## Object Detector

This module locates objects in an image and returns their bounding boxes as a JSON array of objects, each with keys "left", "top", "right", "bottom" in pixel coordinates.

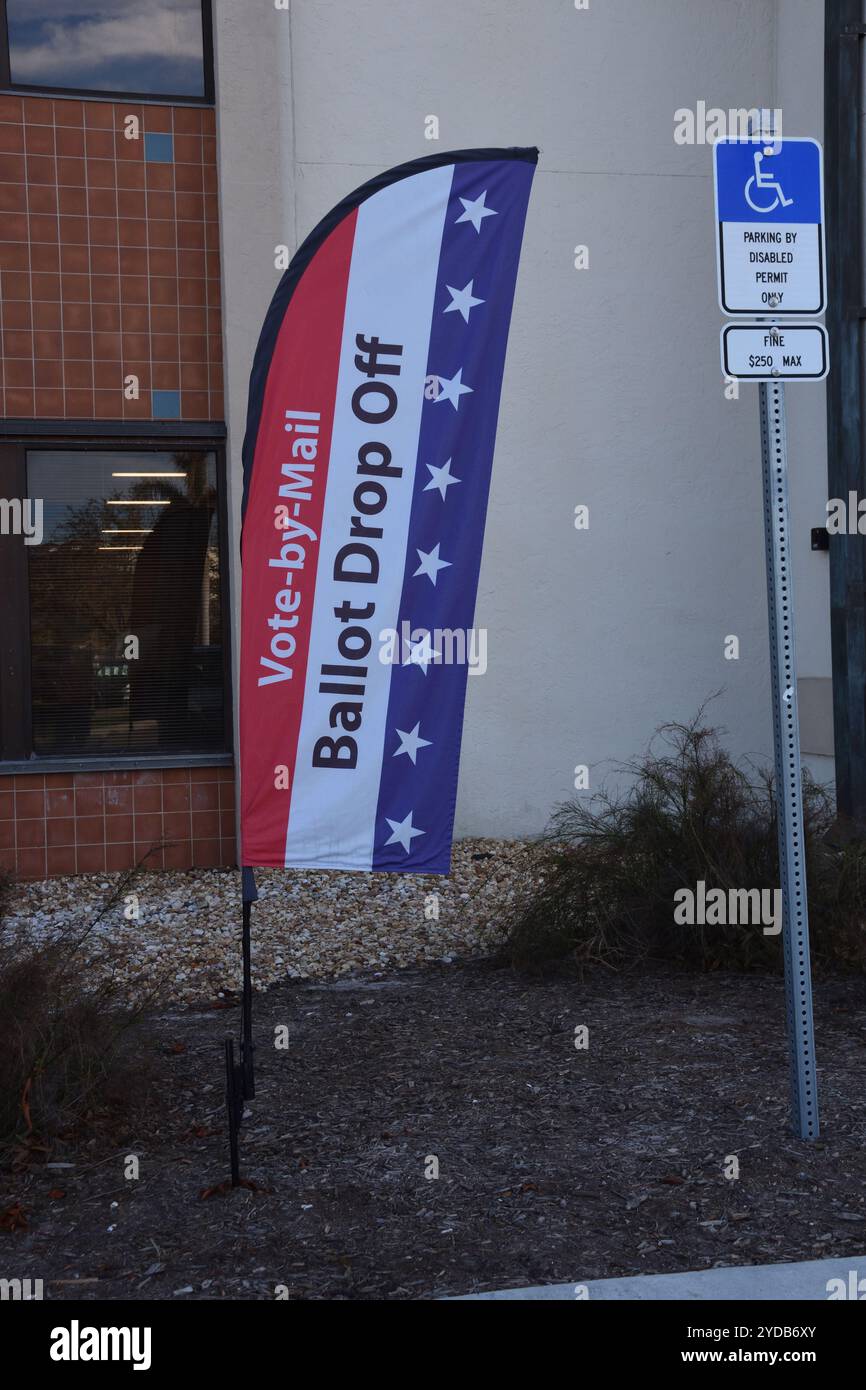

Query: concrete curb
[{"left": 453, "top": 1256, "right": 866, "bottom": 1301}]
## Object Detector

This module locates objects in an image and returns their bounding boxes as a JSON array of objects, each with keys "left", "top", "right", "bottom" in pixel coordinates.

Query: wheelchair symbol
[{"left": 745, "top": 148, "right": 794, "bottom": 214}]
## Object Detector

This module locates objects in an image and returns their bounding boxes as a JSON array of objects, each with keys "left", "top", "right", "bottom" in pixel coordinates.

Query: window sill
[
  {"left": 0, "top": 419, "right": 226, "bottom": 439},
  {"left": 1, "top": 752, "right": 233, "bottom": 777},
  {"left": 0, "top": 85, "right": 214, "bottom": 108}
]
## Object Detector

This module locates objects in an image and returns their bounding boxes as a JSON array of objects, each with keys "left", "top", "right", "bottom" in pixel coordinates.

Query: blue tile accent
[
  {"left": 144, "top": 131, "right": 174, "bottom": 164},
  {"left": 152, "top": 390, "right": 181, "bottom": 419}
]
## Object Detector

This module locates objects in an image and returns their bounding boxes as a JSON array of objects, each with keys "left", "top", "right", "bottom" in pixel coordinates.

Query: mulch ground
[{"left": 3, "top": 959, "right": 866, "bottom": 1300}]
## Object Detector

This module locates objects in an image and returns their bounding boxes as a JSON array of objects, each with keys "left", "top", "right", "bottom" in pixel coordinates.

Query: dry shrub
[
  {"left": 0, "top": 868, "right": 156, "bottom": 1161},
  {"left": 505, "top": 715, "right": 866, "bottom": 973}
]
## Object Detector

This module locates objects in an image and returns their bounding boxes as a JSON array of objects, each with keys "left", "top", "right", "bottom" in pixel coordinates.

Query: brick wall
[
  {"left": 0, "top": 93, "right": 222, "bottom": 421},
  {"left": 0, "top": 766, "right": 235, "bottom": 880},
  {"left": 0, "top": 91, "right": 234, "bottom": 881}
]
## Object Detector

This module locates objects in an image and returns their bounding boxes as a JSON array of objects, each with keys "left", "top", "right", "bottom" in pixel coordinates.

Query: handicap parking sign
[{"left": 713, "top": 138, "right": 826, "bottom": 316}]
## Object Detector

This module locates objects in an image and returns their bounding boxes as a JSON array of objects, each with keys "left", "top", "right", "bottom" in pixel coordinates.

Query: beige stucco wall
[{"left": 214, "top": 0, "right": 833, "bottom": 838}]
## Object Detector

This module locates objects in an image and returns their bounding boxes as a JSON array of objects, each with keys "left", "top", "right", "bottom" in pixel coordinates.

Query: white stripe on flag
[{"left": 283, "top": 164, "right": 453, "bottom": 869}]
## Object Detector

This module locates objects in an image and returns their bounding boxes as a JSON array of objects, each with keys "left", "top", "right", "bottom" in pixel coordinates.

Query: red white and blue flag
[{"left": 239, "top": 147, "right": 537, "bottom": 875}]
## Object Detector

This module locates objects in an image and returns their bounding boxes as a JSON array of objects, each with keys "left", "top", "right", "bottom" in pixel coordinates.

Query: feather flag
[{"left": 239, "top": 147, "right": 537, "bottom": 874}]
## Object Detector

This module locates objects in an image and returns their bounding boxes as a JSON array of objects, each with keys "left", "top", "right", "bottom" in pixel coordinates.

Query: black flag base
[{"left": 224, "top": 868, "right": 258, "bottom": 1186}]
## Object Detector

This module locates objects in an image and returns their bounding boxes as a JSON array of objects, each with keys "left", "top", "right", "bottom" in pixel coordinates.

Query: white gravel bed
[{"left": 1, "top": 839, "right": 540, "bottom": 1005}]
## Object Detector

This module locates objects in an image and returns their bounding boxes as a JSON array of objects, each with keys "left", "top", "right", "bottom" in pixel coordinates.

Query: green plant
[{"left": 505, "top": 713, "right": 866, "bottom": 973}]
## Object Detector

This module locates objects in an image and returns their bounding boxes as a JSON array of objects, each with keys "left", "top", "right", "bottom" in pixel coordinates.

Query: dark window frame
[
  {"left": 0, "top": 426, "right": 232, "bottom": 773},
  {"left": 0, "top": 0, "right": 214, "bottom": 106}
]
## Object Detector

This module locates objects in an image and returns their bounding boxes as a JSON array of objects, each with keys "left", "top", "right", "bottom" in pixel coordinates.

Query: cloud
[{"left": 8, "top": 2, "right": 202, "bottom": 81}]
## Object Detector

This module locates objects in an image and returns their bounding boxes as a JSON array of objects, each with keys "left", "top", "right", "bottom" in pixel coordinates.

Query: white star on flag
[
  {"left": 456, "top": 191, "right": 498, "bottom": 233},
  {"left": 403, "top": 631, "right": 439, "bottom": 673},
  {"left": 414, "top": 542, "right": 451, "bottom": 586},
  {"left": 385, "top": 811, "right": 425, "bottom": 854},
  {"left": 393, "top": 723, "right": 432, "bottom": 764},
  {"left": 424, "top": 458, "right": 461, "bottom": 500},
  {"left": 444, "top": 280, "right": 484, "bottom": 323},
  {"left": 434, "top": 368, "right": 473, "bottom": 410}
]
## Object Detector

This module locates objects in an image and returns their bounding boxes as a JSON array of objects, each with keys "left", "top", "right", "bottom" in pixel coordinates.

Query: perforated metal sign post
[
  {"left": 759, "top": 380, "right": 819, "bottom": 1140},
  {"left": 714, "top": 130, "right": 823, "bottom": 1140}
]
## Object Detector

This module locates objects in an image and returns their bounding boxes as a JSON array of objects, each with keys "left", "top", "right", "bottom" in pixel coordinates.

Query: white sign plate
[
  {"left": 721, "top": 322, "right": 829, "bottom": 382},
  {"left": 714, "top": 138, "right": 827, "bottom": 316}
]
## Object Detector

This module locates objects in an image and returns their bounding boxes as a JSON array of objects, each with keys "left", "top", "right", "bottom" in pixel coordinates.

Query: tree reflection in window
[{"left": 27, "top": 449, "right": 224, "bottom": 756}]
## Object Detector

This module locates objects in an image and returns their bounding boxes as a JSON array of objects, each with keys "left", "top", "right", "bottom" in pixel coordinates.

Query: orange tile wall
[
  {"left": 0, "top": 767, "right": 235, "bottom": 880},
  {"left": 0, "top": 94, "right": 222, "bottom": 421}
]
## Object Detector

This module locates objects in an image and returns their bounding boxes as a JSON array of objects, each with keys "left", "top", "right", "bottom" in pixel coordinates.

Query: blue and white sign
[{"left": 713, "top": 138, "right": 826, "bottom": 316}]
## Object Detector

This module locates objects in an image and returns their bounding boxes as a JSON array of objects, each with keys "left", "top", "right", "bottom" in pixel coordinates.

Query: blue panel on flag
[
  {"left": 373, "top": 158, "right": 535, "bottom": 873},
  {"left": 715, "top": 139, "right": 822, "bottom": 224}
]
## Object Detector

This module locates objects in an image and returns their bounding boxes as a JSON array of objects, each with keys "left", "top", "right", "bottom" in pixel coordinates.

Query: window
[
  {"left": 0, "top": 439, "right": 230, "bottom": 764},
  {"left": 0, "top": 1, "right": 213, "bottom": 102}
]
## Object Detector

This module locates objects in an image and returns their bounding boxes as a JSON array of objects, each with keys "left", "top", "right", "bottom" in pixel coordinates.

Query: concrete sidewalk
[{"left": 455, "top": 1257, "right": 866, "bottom": 1301}]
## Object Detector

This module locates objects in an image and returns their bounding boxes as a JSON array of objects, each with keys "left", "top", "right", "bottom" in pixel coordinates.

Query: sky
[{"left": 6, "top": 0, "right": 205, "bottom": 97}]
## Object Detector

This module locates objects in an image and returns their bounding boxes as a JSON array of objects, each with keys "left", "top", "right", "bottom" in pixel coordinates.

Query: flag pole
[
  {"left": 240, "top": 887, "right": 255, "bottom": 1099},
  {"left": 225, "top": 866, "right": 258, "bottom": 1184}
]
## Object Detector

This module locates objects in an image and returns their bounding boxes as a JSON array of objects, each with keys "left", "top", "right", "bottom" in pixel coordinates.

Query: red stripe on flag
[{"left": 239, "top": 210, "right": 358, "bottom": 866}]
